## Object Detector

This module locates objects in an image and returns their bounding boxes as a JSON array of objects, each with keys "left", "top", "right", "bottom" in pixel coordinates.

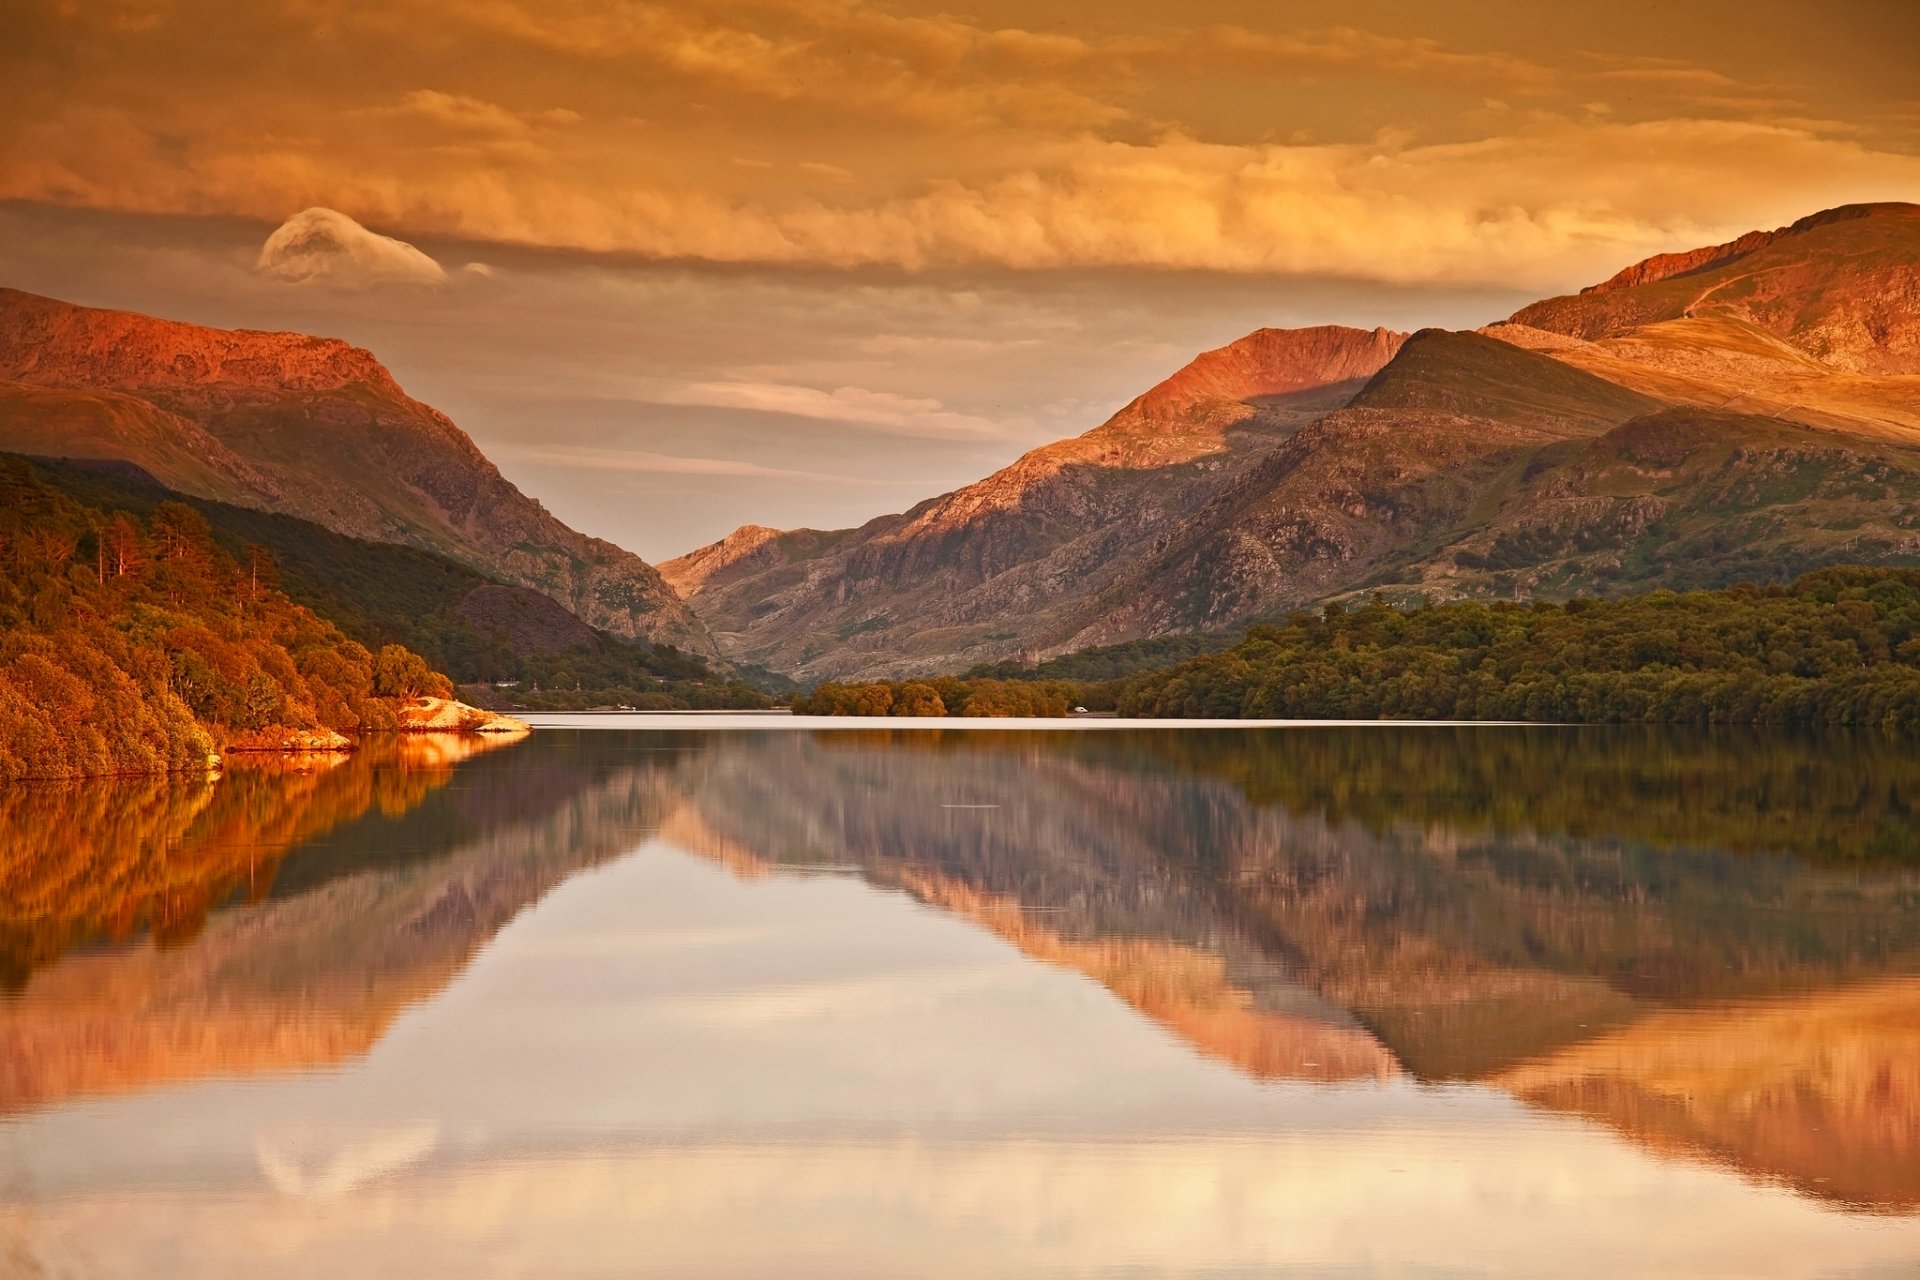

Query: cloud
[
  {"left": 28, "top": 96, "right": 1920, "bottom": 292},
  {"left": 799, "top": 162, "right": 855, "bottom": 182},
  {"left": 495, "top": 444, "right": 887, "bottom": 483},
  {"left": 256, "top": 207, "right": 447, "bottom": 287},
  {"left": 1173, "top": 25, "right": 1555, "bottom": 91},
  {"left": 652, "top": 381, "right": 1011, "bottom": 438},
  {"left": 440, "top": 0, "right": 1126, "bottom": 131},
  {"left": 7, "top": 1, "right": 1918, "bottom": 295}
]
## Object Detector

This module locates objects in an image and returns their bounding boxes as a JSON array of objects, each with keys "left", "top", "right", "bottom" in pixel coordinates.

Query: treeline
[
  {"left": 475, "top": 679, "right": 772, "bottom": 713},
  {"left": 0, "top": 458, "right": 452, "bottom": 781},
  {"left": 965, "top": 632, "right": 1234, "bottom": 682},
  {"left": 792, "top": 677, "right": 1088, "bottom": 717},
  {"left": 1119, "top": 568, "right": 1920, "bottom": 729},
  {"left": 21, "top": 456, "right": 771, "bottom": 709}
]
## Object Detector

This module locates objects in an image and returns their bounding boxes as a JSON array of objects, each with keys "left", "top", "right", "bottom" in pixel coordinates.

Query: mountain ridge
[
  {"left": 672, "top": 201, "right": 1920, "bottom": 680},
  {"left": 662, "top": 324, "right": 1409, "bottom": 676},
  {"left": 0, "top": 288, "right": 712, "bottom": 653}
]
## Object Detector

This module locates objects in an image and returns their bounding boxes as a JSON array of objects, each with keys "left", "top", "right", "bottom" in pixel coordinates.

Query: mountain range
[
  {"left": 668, "top": 201, "right": 1920, "bottom": 680},
  {"left": 2, "top": 201, "right": 1917, "bottom": 683}
]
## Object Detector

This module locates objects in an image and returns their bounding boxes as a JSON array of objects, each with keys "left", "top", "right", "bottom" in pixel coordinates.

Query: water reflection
[
  {"left": 1, "top": 723, "right": 1917, "bottom": 1276},
  {"left": 658, "top": 727, "right": 1920, "bottom": 1213},
  {"left": 0, "top": 732, "right": 690, "bottom": 1112}
]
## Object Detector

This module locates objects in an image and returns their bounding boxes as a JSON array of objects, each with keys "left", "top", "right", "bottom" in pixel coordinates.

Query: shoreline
[{"left": 519, "top": 712, "right": 1545, "bottom": 731}]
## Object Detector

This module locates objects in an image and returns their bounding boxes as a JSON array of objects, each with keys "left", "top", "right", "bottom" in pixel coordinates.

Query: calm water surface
[{"left": 2, "top": 722, "right": 1918, "bottom": 1278}]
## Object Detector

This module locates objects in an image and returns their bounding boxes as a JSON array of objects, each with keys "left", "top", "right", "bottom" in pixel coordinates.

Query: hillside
[
  {"left": 670, "top": 202, "right": 1920, "bottom": 680},
  {"left": 665, "top": 325, "right": 1408, "bottom": 678},
  {"left": 0, "top": 289, "right": 711, "bottom": 652},
  {"left": 12, "top": 455, "right": 759, "bottom": 710},
  {"left": 1510, "top": 203, "right": 1920, "bottom": 374},
  {"left": 0, "top": 456, "right": 462, "bottom": 781},
  {"left": 1117, "top": 566, "right": 1920, "bottom": 729}
]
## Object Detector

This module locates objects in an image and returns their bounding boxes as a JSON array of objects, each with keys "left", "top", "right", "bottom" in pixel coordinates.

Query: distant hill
[
  {"left": 668, "top": 203, "right": 1920, "bottom": 680},
  {"left": 0, "top": 289, "right": 710, "bottom": 652},
  {"left": 665, "top": 324, "right": 1408, "bottom": 678}
]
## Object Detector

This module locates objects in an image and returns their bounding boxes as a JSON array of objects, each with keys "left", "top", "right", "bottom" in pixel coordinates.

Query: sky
[{"left": 3, "top": 0, "right": 1919, "bottom": 560}]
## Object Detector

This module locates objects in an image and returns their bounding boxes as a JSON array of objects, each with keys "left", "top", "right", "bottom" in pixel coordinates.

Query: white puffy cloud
[{"left": 256, "top": 207, "right": 447, "bottom": 287}]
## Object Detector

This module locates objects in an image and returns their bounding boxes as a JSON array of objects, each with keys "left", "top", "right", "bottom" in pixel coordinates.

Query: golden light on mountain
[{"left": 4, "top": 1, "right": 1918, "bottom": 556}]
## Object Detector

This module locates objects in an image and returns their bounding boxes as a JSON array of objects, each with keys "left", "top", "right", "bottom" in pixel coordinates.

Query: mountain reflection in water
[
  {"left": 0, "top": 731, "right": 687, "bottom": 1112},
  {"left": 1, "top": 723, "right": 1917, "bottom": 1274},
  {"left": 662, "top": 727, "right": 1920, "bottom": 1213}
]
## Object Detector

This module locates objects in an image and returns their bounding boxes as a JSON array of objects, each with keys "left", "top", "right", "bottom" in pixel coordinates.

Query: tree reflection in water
[{"left": 2, "top": 724, "right": 1915, "bottom": 1212}]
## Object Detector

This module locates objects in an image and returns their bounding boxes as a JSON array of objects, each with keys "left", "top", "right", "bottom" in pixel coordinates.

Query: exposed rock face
[
  {"left": 0, "top": 289, "right": 711, "bottom": 651},
  {"left": 673, "top": 324, "right": 1408, "bottom": 679},
  {"left": 1130, "top": 324, "right": 1404, "bottom": 416},
  {"left": 1512, "top": 203, "right": 1920, "bottom": 374},
  {"left": 658, "top": 523, "right": 786, "bottom": 599},
  {"left": 1581, "top": 228, "right": 1779, "bottom": 295},
  {"left": 682, "top": 203, "right": 1920, "bottom": 679},
  {"left": 395, "top": 696, "right": 530, "bottom": 736}
]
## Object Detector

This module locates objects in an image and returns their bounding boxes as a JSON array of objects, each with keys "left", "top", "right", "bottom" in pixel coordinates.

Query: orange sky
[{"left": 3, "top": 0, "right": 1917, "bottom": 555}]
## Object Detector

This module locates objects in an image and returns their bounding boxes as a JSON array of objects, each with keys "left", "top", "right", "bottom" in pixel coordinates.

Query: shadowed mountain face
[
  {"left": 6, "top": 726, "right": 1919, "bottom": 1210},
  {"left": 0, "top": 289, "right": 710, "bottom": 651},
  {"left": 671, "top": 203, "right": 1920, "bottom": 679}
]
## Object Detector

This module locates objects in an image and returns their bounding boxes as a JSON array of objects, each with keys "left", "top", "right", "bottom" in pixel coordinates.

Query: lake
[{"left": 1, "top": 720, "right": 1917, "bottom": 1278}]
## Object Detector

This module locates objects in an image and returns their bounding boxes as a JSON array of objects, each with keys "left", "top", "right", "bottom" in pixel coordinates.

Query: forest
[
  {"left": 0, "top": 457, "right": 454, "bottom": 781},
  {"left": 791, "top": 677, "right": 1086, "bottom": 717},
  {"left": 795, "top": 569, "right": 1920, "bottom": 729},
  {"left": 20, "top": 456, "right": 773, "bottom": 712},
  {"left": 964, "top": 632, "right": 1234, "bottom": 681},
  {"left": 1119, "top": 568, "right": 1920, "bottom": 728}
]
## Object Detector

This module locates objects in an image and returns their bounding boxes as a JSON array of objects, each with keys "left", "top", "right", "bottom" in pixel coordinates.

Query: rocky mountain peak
[
  {"left": 658, "top": 524, "right": 788, "bottom": 598},
  {"left": 1509, "top": 202, "right": 1920, "bottom": 373},
  {"left": 1129, "top": 324, "right": 1408, "bottom": 421},
  {"left": 0, "top": 288, "right": 401, "bottom": 397},
  {"left": 1582, "top": 229, "right": 1779, "bottom": 296}
]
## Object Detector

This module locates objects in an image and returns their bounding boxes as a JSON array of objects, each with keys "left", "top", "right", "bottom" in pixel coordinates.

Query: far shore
[{"left": 518, "top": 711, "right": 1540, "bottom": 731}]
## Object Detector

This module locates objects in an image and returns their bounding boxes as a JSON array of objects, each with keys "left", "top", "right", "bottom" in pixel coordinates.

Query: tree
[
  {"left": 892, "top": 682, "right": 947, "bottom": 717},
  {"left": 104, "top": 514, "right": 145, "bottom": 579},
  {"left": 373, "top": 643, "right": 441, "bottom": 700}
]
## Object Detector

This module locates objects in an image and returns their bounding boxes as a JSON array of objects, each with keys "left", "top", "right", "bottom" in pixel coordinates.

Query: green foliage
[
  {"left": 0, "top": 457, "right": 452, "bottom": 780},
  {"left": 1119, "top": 568, "right": 1920, "bottom": 729},
  {"left": 964, "top": 632, "right": 1236, "bottom": 682},
  {"left": 793, "top": 677, "right": 1077, "bottom": 717}
]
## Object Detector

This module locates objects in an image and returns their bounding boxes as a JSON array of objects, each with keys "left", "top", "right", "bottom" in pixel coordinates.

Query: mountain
[
  {"left": 12, "top": 454, "right": 738, "bottom": 708},
  {"left": 0, "top": 289, "right": 710, "bottom": 651},
  {"left": 664, "top": 324, "right": 1407, "bottom": 678},
  {"left": 1508, "top": 202, "right": 1920, "bottom": 374},
  {"left": 670, "top": 203, "right": 1920, "bottom": 680}
]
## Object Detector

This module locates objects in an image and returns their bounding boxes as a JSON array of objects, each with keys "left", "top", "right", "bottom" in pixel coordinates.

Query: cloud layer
[{"left": 6, "top": 0, "right": 1917, "bottom": 288}]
